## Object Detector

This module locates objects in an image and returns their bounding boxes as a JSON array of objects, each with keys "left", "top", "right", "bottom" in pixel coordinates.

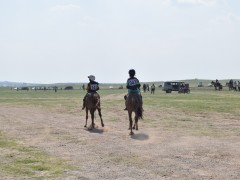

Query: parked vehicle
[
  {"left": 162, "top": 81, "right": 185, "bottom": 93},
  {"left": 197, "top": 82, "right": 204, "bottom": 87},
  {"left": 64, "top": 86, "right": 73, "bottom": 90}
]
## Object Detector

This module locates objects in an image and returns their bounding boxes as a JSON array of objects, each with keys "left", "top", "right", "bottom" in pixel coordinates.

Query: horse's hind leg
[
  {"left": 133, "top": 115, "right": 136, "bottom": 130},
  {"left": 90, "top": 109, "right": 95, "bottom": 129},
  {"left": 84, "top": 108, "right": 88, "bottom": 128},
  {"left": 134, "top": 116, "right": 138, "bottom": 131},
  {"left": 128, "top": 112, "right": 131, "bottom": 130},
  {"left": 128, "top": 111, "right": 134, "bottom": 135},
  {"left": 97, "top": 108, "right": 104, "bottom": 127}
]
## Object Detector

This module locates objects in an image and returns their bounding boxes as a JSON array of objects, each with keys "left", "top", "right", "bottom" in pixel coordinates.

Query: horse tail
[
  {"left": 91, "top": 93, "right": 100, "bottom": 108},
  {"left": 137, "top": 92, "right": 143, "bottom": 120},
  {"left": 136, "top": 106, "right": 143, "bottom": 120}
]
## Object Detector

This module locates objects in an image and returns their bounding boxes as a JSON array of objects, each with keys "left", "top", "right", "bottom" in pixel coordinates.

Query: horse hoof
[
  {"left": 84, "top": 125, "right": 87, "bottom": 128},
  {"left": 102, "top": 124, "right": 105, "bottom": 127},
  {"left": 133, "top": 127, "right": 135, "bottom": 130},
  {"left": 129, "top": 132, "right": 134, "bottom": 135}
]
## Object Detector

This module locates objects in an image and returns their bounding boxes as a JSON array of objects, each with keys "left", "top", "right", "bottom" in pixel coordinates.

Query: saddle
[{"left": 86, "top": 92, "right": 99, "bottom": 98}]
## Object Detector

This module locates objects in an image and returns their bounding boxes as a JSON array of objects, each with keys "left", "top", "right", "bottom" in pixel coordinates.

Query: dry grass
[{"left": 0, "top": 88, "right": 240, "bottom": 179}]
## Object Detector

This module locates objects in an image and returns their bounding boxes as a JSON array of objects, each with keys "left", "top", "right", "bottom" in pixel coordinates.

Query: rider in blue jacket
[{"left": 124, "top": 69, "right": 141, "bottom": 110}]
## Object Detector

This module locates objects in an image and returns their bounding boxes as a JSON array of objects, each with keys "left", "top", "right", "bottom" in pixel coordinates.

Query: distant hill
[
  {"left": 1, "top": 79, "right": 239, "bottom": 88},
  {"left": 0, "top": 81, "right": 40, "bottom": 87}
]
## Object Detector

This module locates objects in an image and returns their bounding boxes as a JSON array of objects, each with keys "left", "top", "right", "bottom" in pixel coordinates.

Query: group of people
[
  {"left": 143, "top": 83, "right": 155, "bottom": 94},
  {"left": 228, "top": 79, "right": 240, "bottom": 91},
  {"left": 82, "top": 69, "right": 141, "bottom": 111},
  {"left": 214, "top": 79, "right": 240, "bottom": 91}
]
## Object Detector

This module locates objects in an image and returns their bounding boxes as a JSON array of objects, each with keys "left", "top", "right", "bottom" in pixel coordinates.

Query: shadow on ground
[
  {"left": 131, "top": 133, "right": 149, "bottom": 141},
  {"left": 84, "top": 127, "right": 104, "bottom": 134}
]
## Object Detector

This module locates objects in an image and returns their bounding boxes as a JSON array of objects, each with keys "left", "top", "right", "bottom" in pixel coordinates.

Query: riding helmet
[
  {"left": 128, "top": 69, "right": 136, "bottom": 76},
  {"left": 88, "top": 75, "right": 95, "bottom": 81}
]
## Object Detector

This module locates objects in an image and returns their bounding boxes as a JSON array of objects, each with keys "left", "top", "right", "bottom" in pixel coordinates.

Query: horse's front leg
[
  {"left": 84, "top": 108, "right": 88, "bottom": 127},
  {"left": 97, "top": 108, "right": 104, "bottom": 127}
]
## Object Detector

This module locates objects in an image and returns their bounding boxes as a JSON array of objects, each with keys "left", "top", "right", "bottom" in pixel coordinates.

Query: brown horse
[
  {"left": 211, "top": 81, "right": 222, "bottom": 91},
  {"left": 126, "top": 92, "right": 143, "bottom": 135},
  {"left": 84, "top": 93, "right": 104, "bottom": 129}
]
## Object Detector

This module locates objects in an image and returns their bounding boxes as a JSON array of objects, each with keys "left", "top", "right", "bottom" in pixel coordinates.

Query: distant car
[
  {"left": 64, "top": 86, "right": 73, "bottom": 90},
  {"left": 197, "top": 82, "right": 204, "bottom": 87},
  {"left": 21, "top": 87, "right": 29, "bottom": 90},
  {"left": 118, "top": 85, "right": 123, "bottom": 89},
  {"left": 162, "top": 81, "right": 185, "bottom": 93}
]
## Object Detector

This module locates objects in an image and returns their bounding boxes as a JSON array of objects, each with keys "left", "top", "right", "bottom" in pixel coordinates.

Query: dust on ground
[{"left": 0, "top": 104, "right": 240, "bottom": 179}]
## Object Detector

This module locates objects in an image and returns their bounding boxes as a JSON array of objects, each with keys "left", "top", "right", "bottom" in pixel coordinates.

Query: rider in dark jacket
[{"left": 82, "top": 75, "right": 99, "bottom": 110}]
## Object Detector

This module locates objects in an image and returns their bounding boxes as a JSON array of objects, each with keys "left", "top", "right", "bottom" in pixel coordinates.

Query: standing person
[
  {"left": 233, "top": 81, "right": 237, "bottom": 91},
  {"left": 82, "top": 75, "right": 99, "bottom": 110},
  {"left": 124, "top": 69, "right": 141, "bottom": 110},
  {"left": 151, "top": 83, "right": 155, "bottom": 94}
]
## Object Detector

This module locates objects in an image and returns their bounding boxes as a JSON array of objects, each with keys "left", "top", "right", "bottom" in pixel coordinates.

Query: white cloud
[
  {"left": 160, "top": 0, "right": 172, "bottom": 5},
  {"left": 50, "top": 4, "right": 80, "bottom": 12},
  {"left": 176, "top": 0, "right": 218, "bottom": 6},
  {"left": 218, "top": 13, "right": 240, "bottom": 24}
]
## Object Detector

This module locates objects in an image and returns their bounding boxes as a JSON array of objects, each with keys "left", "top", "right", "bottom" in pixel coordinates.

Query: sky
[{"left": 0, "top": 0, "right": 240, "bottom": 84}]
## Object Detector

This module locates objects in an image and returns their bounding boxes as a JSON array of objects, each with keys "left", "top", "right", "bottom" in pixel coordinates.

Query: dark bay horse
[
  {"left": 211, "top": 81, "right": 222, "bottom": 91},
  {"left": 126, "top": 92, "right": 143, "bottom": 135},
  {"left": 84, "top": 93, "right": 104, "bottom": 129},
  {"left": 227, "top": 80, "right": 236, "bottom": 91},
  {"left": 230, "top": 81, "right": 238, "bottom": 91}
]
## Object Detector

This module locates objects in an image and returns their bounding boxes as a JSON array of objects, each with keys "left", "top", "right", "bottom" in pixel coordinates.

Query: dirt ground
[{"left": 0, "top": 104, "right": 240, "bottom": 179}]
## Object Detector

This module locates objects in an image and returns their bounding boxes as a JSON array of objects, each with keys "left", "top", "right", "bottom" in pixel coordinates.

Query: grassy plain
[
  {"left": 0, "top": 86, "right": 240, "bottom": 179},
  {"left": 1, "top": 86, "right": 240, "bottom": 136}
]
